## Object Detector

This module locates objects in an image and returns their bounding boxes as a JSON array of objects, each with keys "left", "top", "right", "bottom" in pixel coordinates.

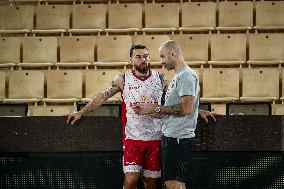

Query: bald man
[{"left": 133, "top": 40, "right": 214, "bottom": 189}]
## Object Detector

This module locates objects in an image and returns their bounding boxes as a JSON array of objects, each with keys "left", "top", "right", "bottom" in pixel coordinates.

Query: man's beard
[
  {"left": 134, "top": 63, "right": 151, "bottom": 74},
  {"left": 165, "top": 59, "right": 175, "bottom": 70}
]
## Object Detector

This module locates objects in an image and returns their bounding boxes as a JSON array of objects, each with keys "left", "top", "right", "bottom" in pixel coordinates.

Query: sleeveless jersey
[{"left": 122, "top": 69, "right": 163, "bottom": 141}]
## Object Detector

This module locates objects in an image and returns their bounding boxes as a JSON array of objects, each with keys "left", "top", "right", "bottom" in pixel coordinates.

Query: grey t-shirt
[{"left": 161, "top": 65, "right": 200, "bottom": 139}]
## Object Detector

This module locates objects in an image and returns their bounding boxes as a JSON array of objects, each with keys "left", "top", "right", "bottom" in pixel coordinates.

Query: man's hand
[
  {"left": 132, "top": 104, "right": 157, "bottom": 115},
  {"left": 67, "top": 111, "right": 82, "bottom": 125},
  {"left": 198, "top": 109, "right": 217, "bottom": 123}
]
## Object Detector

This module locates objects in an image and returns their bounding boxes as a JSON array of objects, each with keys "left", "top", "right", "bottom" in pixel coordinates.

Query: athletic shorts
[
  {"left": 161, "top": 135, "right": 195, "bottom": 183},
  {"left": 123, "top": 139, "right": 161, "bottom": 178}
]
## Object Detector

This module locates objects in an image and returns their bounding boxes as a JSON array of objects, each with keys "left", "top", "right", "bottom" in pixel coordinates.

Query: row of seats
[
  {"left": 0, "top": 68, "right": 283, "bottom": 105},
  {"left": 1, "top": 1, "right": 284, "bottom": 35},
  {"left": 1, "top": 34, "right": 284, "bottom": 69},
  {"left": 2, "top": 102, "right": 284, "bottom": 116}
]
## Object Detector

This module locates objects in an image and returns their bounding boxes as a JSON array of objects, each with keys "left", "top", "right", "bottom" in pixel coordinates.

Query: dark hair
[{"left": 129, "top": 44, "right": 148, "bottom": 57}]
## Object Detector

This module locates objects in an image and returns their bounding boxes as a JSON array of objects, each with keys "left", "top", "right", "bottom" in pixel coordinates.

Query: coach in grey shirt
[
  {"left": 162, "top": 63, "right": 199, "bottom": 140},
  {"left": 133, "top": 40, "right": 216, "bottom": 189}
]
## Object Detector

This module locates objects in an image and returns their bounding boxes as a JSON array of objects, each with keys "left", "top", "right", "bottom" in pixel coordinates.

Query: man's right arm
[{"left": 67, "top": 73, "right": 124, "bottom": 125}]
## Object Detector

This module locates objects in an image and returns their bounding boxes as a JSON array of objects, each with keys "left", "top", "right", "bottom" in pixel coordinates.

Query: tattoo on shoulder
[{"left": 102, "top": 77, "right": 122, "bottom": 98}]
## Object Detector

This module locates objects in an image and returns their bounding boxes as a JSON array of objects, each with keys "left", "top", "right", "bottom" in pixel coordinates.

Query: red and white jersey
[{"left": 122, "top": 69, "right": 163, "bottom": 141}]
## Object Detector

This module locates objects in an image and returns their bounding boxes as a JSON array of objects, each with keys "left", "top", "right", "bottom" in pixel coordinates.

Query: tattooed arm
[
  {"left": 67, "top": 73, "right": 124, "bottom": 125},
  {"left": 133, "top": 95, "right": 194, "bottom": 116},
  {"left": 160, "top": 96, "right": 194, "bottom": 115}
]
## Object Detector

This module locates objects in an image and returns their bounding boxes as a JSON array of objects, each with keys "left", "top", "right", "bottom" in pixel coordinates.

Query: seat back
[
  {"left": 46, "top": 70, "right": 82, "bottom": 99},
  {"left": 172, "top": 34, "right": 208, "bottom": 62},
  {"left": 249, "top": 33, "right": 284, "bottom": 61},
  {"left": 72, "top": 4, "right": 106, "bottom": 29},
  {"left": 59, "top": 36, "right": 95, "bottom": 63},
  {"left": 211, "top": 34, "right": 246, "bottom": 61},
  {"left": 218, "top": 1, "right": 253, "bottom": 28},
  {"left": 256, "top": 1, "right": 284, "bottom": 28},
  {"left": 144, "top": 3, "right": 179, "bottom": 29},
  {"left": 202, "top": 68, "right": 239, "bottom": 99},
  {"left": 96, "top": 35, "right": 132, "bottom": 62},
  {"left": 8, "top": 71, "right": 44, "bottom": 99},
  {"left": 0, "top": 104, "right": 28, "bottom": 116},
  {"left": 242, "top": 68, "right": 279, "bottom": 100},
  {"left": 35, "top": 5, "right": 70, "bottom": 30},
  {"left": 0, "top": 37, "right": 20, "bottom": 64},
  {"left": 108, "top": 3, "right": 142, "bottom": 29},
  {"left": 181, "top": 2, "right": 216, "bottom": 28},
  {"left": 22, "top": 37, "right": 57, "bottom": 63},
  {"left": 28, "top": 105, "right": 77, "bottom": 116},
  {"left": 0, "top": 5, "right": 33, "bottom": 30}
]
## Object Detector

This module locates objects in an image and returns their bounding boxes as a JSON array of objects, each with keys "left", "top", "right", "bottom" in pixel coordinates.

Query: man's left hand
[{"left": 198, "top": 109, "right": 217, "bottom": 123}]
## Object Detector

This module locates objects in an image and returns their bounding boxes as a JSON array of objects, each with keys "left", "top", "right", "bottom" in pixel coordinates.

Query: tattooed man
[{"left": 67, "top": 44, "right": 167, "bottom": 189}]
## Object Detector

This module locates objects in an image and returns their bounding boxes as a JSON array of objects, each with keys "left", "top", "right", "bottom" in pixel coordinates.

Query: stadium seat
[
  {"left": 241, "top": 68, "right": 279, "bottom": 102},
  {"left": 0, "top": 104, "right": 28, "bottom": 116},
  {"left": 82, "top": 69, "right": 123, "bottom": 103},
  {"left": 247, "top": 33, "right": 284, "bottom": 67},
  {"left": 227, "top": 102, "right": 271, "bottom": 115},
  {"left": 142, "top": 3, "right": 179, "bottom": 33},
  {"left": 0, "top": 37, "right": 20, "bottom": 68},
  {"left": 106, "top": 3, "right": 142, "bottom": 34},
  {"left": 211, "top": 104, "right": 226, "bottom": 115},
  {"left": 179, "top": 2, "right": 216, "bottom": 32},
  {"left": 28, "top": 105, "right": 77, "bottom": 116},
  {"left": 209, "top": 34, "right": 246, "bottom": 67},
  {"left": 33, "top": 5, "right": 70, "bottom": 35},
  {"left": 255, "top": 1, "right": 284, "bottom": 31},
  {"left": 132, "top": 35, "right": 170, "bottom": 65},
  {"left": 95, "top": 35, "right": 132, "bottom": 67},
  {"left": 217, "top": 1, "right": 253, "bottom": 32},
  {"left": 43, "top": 70, "right": 82, "bottom": 105},
  {"left": 201, "top": 68, "right": 239, "bottom": 103},
  {"left": 3, "top": 71, "right": 44, "bottom": 105},
  {"left": 69, "top": 4, "right": 106, "bottom": 34},
  {"left": 271, "top": 104, "right": 284, "bottom": 115},
  {"left": 19, "top": 37, "right": 57, "bottom": 68},
  {"left": 171, "top": 34, "right": 208, "bottom": 66},
  {"left": 0, "top": 5, "right": 33, "bottom": 35},
  {"left": 0, "top": 71, "right": 5, "bottom": 102},
  {"left": 56, "top": 36, "right": 96, "bottom": 68}
]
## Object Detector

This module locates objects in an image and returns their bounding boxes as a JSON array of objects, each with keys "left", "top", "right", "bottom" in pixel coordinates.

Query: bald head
[{"left": 160, "top": 40, "right": 182, "bottom": 55}]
